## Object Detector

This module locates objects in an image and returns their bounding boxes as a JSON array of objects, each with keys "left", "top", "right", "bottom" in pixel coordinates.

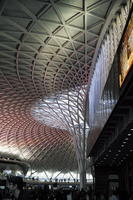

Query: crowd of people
[
  {"left": 0, "top": 184, "right": 88, "bottom": 200},
  {"left": 0, "top": 177, "right": 133, "bottom": 200},
  {"left": 0, "top": 185, "right": 131, "bottom": 200}
]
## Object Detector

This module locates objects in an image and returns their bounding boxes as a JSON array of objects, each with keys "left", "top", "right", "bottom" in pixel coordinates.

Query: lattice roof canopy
[{"left": 0, "top": 0, "right": 124, "bottom": 173}]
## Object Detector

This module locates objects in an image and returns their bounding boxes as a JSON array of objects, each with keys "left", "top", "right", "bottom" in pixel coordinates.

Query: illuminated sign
[{"left": 119, "top": 14, "right": 133, "bottom": 86}]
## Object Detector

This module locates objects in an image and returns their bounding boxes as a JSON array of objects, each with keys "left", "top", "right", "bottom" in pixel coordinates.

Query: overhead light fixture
[{"left": 130, "top": 128, "right": 133, "bottom": 131}]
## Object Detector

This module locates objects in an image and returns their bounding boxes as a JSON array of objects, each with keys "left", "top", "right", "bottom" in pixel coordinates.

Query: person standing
[{"left": 109, "top": 191, "right": 118, "bottom": 200}]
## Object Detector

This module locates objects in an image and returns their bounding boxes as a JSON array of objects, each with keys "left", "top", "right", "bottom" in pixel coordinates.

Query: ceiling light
[
  {"left": 128, "top": 133, "right": 131, "bottom": 136},
  {"left": 130, "top": 128, "right": 133, "bottom": 131},
  {"left": 125, "top": 138, "right": 128, "bottom": 140}
]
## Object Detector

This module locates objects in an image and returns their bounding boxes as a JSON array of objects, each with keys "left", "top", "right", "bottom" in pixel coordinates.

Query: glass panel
[{"left": 87, "top": 3, "right": 131, "bottom": 154}]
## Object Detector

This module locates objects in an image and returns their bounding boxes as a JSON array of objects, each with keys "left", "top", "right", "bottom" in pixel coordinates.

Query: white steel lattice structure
[{"left": 0, "top": 0, "right": 128, "bottom": 181}]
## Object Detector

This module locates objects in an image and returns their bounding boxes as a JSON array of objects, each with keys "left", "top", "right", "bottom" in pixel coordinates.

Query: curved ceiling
[{"left": 0, "top": 0, "right": 118, "bottom": 172}]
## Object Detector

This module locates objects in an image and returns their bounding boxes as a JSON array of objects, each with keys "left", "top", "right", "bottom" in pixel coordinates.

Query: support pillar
[{"left": 80, "top": 168, "right": 86, "bottom": 189}]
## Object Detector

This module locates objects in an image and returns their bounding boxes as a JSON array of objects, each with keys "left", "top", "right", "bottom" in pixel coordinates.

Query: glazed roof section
[{"left": 0, "top": 0, "right": 121, "bottom": 172}]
